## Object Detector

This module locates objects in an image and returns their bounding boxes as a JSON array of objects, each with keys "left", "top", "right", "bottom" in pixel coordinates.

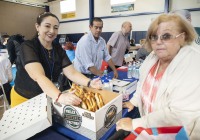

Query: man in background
[
  {"left": 6, "top": 34, "right": 24, "bottom": 65},
  {"left": 0, "top": 34, "right": 10, "bottom": 49},
  {"left": 107, "top": 21, "right": 132, "bottom": 72},
  {"left": 135, "top": 39, "right": 150, "bottom": 61},
  {"left": 62, "top": 41, "right": 75, "bottom": 63},
  {"left": 74, "top": 17, "right": 118, "bottom": 79}
]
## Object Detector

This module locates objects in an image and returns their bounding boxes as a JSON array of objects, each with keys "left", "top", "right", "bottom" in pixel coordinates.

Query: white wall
[
  {"left": 49, "top": 0, "right": 90, "bottom": 34},
  {"left": 94, "top": 0, "right": 165, "bottom": 32},
  {"left": 191, "top": 12, "right": 200, "bottom": 27},
  {"left": 49, "top": 0, "right": 89, "bottom": 20},
  {"left": 170, "top": 0, "right": 200, "bottom": 10},
  {"left": 49, "top": 0, "right": 200, "bottom": 34},
  {"left": 171, "top": 0, "right": 200, "bottom": 27},
  {"left": 102, "top": 14, "right": 160, "bottom": 32},
  {"left": 95, "top": 0, "right": 165, "bottom": 17}
]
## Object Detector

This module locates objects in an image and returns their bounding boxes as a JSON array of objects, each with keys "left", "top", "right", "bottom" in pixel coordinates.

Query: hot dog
[
  {"left": 69, "top": 84, "right": 104, "bottom": 112},
  {"left": 95, "top": 93, "right": 104, "bottom": 108}
]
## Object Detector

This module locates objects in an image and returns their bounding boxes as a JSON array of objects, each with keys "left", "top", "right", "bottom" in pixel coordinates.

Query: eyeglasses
[{"left": 149, "top": 32, "right": 184, "bottom": 43}]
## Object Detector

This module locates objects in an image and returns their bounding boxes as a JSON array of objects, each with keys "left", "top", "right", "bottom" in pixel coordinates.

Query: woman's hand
[
  {"left": 58, "top": 90, "right": 82, "bottom": 105},
  {"left": 123, "top": 101, "right": 134, "bottom": 112},
  {"left": 90, "top": 78, "right": 103, "bottom": 89},
  {"left": 116, "top": 118, "right": 133, "bottom": 131}
]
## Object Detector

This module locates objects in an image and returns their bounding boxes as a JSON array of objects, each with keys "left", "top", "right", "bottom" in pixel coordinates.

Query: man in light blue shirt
[{"left": 74, "top": 17, "right": 118, "bottom": 79}]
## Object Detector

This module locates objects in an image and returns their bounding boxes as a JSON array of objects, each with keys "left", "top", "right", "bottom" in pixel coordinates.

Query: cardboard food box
[
  {"left": 0, "top": 93, "right": 52, "bottom": 140},
  {"left": 52, "top": 87, "right": 122, "bottom": 140},
  {"left": 113, "top": 79, "right": 137, "bottom": 94}
]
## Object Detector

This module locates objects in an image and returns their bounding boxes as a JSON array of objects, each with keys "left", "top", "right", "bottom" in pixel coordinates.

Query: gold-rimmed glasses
[{"left": 149, "top": 32, "right": 184, "bottom": 43}]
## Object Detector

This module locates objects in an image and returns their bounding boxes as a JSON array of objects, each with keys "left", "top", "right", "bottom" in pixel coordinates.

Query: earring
[{"left": 38, "top": 32, "right": 40, "bottom": 36}]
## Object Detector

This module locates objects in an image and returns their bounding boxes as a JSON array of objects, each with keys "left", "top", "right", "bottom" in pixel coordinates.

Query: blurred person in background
[
  {"left": 0, "top": 34, "right": 10, "bottom": 49},
  {"left": 135, "top": 39, "right": 151, "bottom": 61},
  {"left": 62, "top": 41, "right": 75, "bottom": 63},
  {"left": 107, "top": 21, "right": 132, "bottom": 72},
  {"left": 59, "top": 41, "right": 75, "bottom": 91},
  {"left": 0, "top": 54, "right": 12, "bottom": 104},
  {"left": 2, "top": 34, "right": 10, "bottom": 46},
  {"left": 130, "top": 38, "right": 135, "bottom": 46},
  {"left": 6, "top": 34, "right": 25, "bottom": 65}
]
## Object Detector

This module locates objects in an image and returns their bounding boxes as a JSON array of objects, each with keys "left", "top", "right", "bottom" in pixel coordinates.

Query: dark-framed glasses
[{"left": 149, "top": 32, "right": 184, "bottom": 43}]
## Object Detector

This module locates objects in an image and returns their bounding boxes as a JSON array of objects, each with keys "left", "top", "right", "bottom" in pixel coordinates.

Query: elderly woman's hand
[
  {"left": 90, "top": 78, "right": 103, "bottom": 89},
  {"left": 58, "top": 90, "right": 82, "bottom": 105},
  {"left": 123, "top": 101, "right": 134, "bottom": 112},
  {"left": 116, "top": 118, "right": 133, "bottom": 131}
]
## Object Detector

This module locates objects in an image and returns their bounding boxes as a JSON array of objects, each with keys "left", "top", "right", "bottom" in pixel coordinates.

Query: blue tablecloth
[
  {"left": 28, "top": 127, "right": 71, "bottom": 140},
  {"left": 29, "top": 71, "right": 140, "bottom": 140}
]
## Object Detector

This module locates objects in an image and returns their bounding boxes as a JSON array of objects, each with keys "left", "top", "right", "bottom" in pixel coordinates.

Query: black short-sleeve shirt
[{"left": 14, "top": 37, "right": 71, "bottom": 99}]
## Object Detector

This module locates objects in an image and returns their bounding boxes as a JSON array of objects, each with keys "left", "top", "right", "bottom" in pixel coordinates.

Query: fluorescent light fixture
[
  {"left": 2, "top": 0, "right": 47, "bottom": 7},
  {"left": 60, "top": 0, "right": 76, "bottom": 13}
]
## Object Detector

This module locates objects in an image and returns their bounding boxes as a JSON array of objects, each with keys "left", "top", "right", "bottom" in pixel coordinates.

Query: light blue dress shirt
[
  {"left": 66, "top": 50, "right": 75, "bottom": 62},
  {"left": 74, "top": 32, "right": 111, "bottom": 74}
]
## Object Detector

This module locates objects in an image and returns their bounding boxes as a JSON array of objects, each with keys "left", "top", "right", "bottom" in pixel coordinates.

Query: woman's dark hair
[
  {"left": 37, "top": 12, "right": 59, "bottom": 25},
  {"left": 0, "top": 34, "right": 10, "bottom": 44}
]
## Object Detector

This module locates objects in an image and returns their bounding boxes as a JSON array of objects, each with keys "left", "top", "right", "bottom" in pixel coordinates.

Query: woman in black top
[{"left": 11, "top": 12, "right": 102, "bottom": 107}]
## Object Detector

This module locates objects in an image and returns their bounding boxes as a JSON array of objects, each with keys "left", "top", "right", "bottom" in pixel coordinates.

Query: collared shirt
[
  {"left": 74, "top": 31, "right": 111, "bottom": 74},
  {"left": 107, "top": 31, "right": 130, "bottom": 66},
  {"left": 0, "top": 55, "right": 12, "bottom": 85}
]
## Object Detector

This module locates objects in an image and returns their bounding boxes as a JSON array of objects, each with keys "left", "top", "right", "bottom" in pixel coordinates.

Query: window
[
  {"left": 110, "top": 0, "right": 135, "bottom": 6},
  {"left": 110, "top": 0, "right": 135, "bottom": 13},
  {"left": 60, "top": 0, "right": 76, "bottom": 14}
]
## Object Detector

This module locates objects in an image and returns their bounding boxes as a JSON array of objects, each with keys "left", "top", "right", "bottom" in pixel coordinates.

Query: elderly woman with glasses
[{"left": 116, "top": 14, "right": 200, "bottom": 139}]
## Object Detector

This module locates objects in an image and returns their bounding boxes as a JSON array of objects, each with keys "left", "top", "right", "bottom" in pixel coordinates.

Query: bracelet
[
  {"left": 56, "top": 92, "right": 62, "bottom": 103},
  {"left": 87, "top": 79, "right": 92, "bottom": 87}
]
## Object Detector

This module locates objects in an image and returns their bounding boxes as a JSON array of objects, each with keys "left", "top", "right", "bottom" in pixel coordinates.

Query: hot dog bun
[
  {"left": 70, "top": 83, "right": 104, "bottom": 112},
  {"left": 95, "top": 93, "right": 104, "bottom": 108}
]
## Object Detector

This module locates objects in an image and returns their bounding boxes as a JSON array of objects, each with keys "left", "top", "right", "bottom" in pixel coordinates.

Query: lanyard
[
  {"left": 145, "top": 60, "right": 160, "bottom": 114},
  {"left": 42, "top": 46, "right": 55, "bottom": 81}
]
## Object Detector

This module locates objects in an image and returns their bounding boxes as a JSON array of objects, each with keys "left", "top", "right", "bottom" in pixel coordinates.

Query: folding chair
[{"left": 0, "top": 82, "right": 10, "bottom": 112}]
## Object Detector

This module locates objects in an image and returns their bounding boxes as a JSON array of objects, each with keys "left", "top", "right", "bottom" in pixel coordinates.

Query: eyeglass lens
[{"left": 150, "top": 33, "right": 173, "bottom": 41}]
